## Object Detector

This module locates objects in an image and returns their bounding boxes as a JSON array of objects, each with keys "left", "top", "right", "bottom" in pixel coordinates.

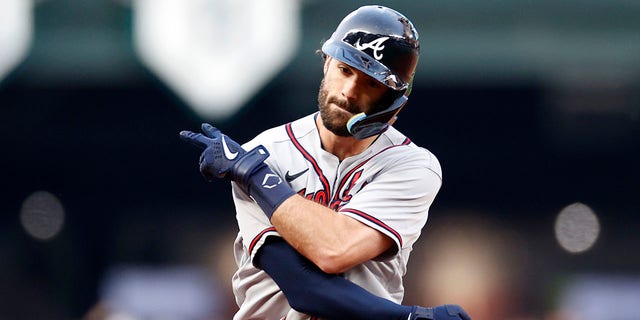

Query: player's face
[{"left": 318, "top": 58, "right": 389, "bottom": 137}]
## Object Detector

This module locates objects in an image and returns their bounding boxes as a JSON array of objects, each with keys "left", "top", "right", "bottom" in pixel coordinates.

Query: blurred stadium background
[{"left": 1, "top": 0, "right": 638, "bottom": 319}]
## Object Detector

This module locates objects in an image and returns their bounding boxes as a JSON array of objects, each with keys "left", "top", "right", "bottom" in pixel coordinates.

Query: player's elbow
[
  {"left": 315, "top": 259, "right": 349, "bottom": 274},
  {"left": 312, "top": 249, "right": 352, "bottom": 274}
]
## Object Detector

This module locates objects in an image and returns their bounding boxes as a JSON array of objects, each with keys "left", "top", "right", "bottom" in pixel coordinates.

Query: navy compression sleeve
[{"left": 254, "top": 237, "right": 413, "bottom": 320}]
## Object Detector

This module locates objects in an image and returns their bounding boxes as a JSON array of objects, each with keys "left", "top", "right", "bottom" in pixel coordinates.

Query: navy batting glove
[
  {"left": 409, "top": 304, "right": 471, "bottom": 320},
  {"left": 180, "top": 123, "right": 256, "bottom": 181},
  {"left": 180, "top": 123, "right": 295, "bottom": 218}
]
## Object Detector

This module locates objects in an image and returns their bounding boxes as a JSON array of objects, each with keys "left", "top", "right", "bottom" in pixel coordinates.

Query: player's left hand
[{"left": 179, "top": 123, "right": 260, "bottom": 182}]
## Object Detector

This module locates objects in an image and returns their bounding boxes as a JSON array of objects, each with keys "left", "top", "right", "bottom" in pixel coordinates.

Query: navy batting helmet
[{"left": 321, "top": 5, "right": 420, "bottom": 139}]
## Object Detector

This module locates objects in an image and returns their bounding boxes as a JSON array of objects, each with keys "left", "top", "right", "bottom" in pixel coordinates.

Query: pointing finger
[
  {"left": 179, "top": 130, "right": 211, "bottom": 149},
  {"left": 201, "top": 123, "right": 221, "bottom": 138}
]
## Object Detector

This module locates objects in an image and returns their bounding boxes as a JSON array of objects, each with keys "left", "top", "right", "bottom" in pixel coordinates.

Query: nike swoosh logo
[
  {"left": 221, "top": 136, "right": 238, "bottom": 160},
  {"left": 285, "top": 168, "right": 309, "bottom": 182}
]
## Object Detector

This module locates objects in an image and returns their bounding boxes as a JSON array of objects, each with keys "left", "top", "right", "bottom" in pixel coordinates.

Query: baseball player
[{"left": 181, "top": 5, "right": 471, "bottom": 320}]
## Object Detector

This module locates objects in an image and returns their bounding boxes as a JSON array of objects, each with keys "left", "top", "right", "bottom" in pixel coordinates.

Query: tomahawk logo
[{"left": 354, "top": 36, "right": 389, "bottom": 60}]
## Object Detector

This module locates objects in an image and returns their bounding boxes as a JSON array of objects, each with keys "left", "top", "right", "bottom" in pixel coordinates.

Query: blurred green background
[{"left": 1, "top": 1, "right": 638, "bottom": 319}]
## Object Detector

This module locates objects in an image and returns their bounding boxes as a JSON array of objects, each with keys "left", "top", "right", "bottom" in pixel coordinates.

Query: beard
[{"left": 317, "top": 79, "right": 363, "bottom": 137}]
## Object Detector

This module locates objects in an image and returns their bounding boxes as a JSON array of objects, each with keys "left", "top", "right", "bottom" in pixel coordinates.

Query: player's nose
[{"left": 340, "top": 78, "right": 359, "bottom": 102}]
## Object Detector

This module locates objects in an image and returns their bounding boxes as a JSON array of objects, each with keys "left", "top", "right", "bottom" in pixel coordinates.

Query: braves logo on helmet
[
  {"left": 354, "top": 36, "right": 389, "bottom": 60},
  {"left": 343, "top": 32, "right": 391, "bottom": 61}
]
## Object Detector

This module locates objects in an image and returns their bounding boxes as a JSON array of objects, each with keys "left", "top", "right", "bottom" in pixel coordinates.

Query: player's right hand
[{"left": 409, "top": 304, "right": 471, "bottom": 320}]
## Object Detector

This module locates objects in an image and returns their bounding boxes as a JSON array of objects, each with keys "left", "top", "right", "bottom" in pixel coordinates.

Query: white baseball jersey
[{"left": 231, "top": 113, "right": 442, "bottom": 320}]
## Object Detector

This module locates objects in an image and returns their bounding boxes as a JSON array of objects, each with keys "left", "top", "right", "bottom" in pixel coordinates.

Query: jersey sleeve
[
  {"left": 338, "top": 148, "right": 442, "bottom": 258},
  {"left": 232, "top": 183, "right": 283, "bottom": 264}
]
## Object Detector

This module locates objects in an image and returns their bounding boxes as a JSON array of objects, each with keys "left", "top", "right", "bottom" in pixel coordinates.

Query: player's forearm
[
  {"left": 271, "top": 194, "right": 393, "bottom": 274},
  {"left": 256, "top": 237, "right": 412, "bottom": 320}
]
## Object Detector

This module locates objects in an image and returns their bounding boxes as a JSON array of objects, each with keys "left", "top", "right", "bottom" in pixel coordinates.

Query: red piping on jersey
[
  {"left": 286, "top": 122, "right": 331, "bottom": 205},
  {"left": 248, "top": 227, "right": 277, "bottom": 256},
  {"left": 339, "top": 208, "right": 403, "bottom": 247}
]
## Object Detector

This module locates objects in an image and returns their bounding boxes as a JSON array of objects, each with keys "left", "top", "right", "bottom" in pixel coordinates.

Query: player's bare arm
[{"left": 271, "top": 194, "right": 394, "bottom": 274}]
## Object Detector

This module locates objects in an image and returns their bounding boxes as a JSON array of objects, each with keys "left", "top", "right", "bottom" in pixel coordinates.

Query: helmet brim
[{"left": 322, "top": 39, "right": 408, "bottom": 92}]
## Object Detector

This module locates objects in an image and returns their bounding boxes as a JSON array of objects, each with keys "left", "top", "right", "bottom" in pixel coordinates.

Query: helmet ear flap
[{"left": 347, "top": 95, "right": 408, "bottom": 139}]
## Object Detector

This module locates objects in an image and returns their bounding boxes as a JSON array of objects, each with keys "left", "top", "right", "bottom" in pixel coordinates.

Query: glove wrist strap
[
  {"left": 246, "top": 164, "right": 296, "bottom": 219},
  {"left": 232, "top": 146, "right": 295, "bottom": 219}
]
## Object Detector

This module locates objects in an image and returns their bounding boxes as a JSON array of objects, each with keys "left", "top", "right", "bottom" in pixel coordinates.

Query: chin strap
[{"left": 346, "top": 95, "right": 408, "bottom": 139}]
